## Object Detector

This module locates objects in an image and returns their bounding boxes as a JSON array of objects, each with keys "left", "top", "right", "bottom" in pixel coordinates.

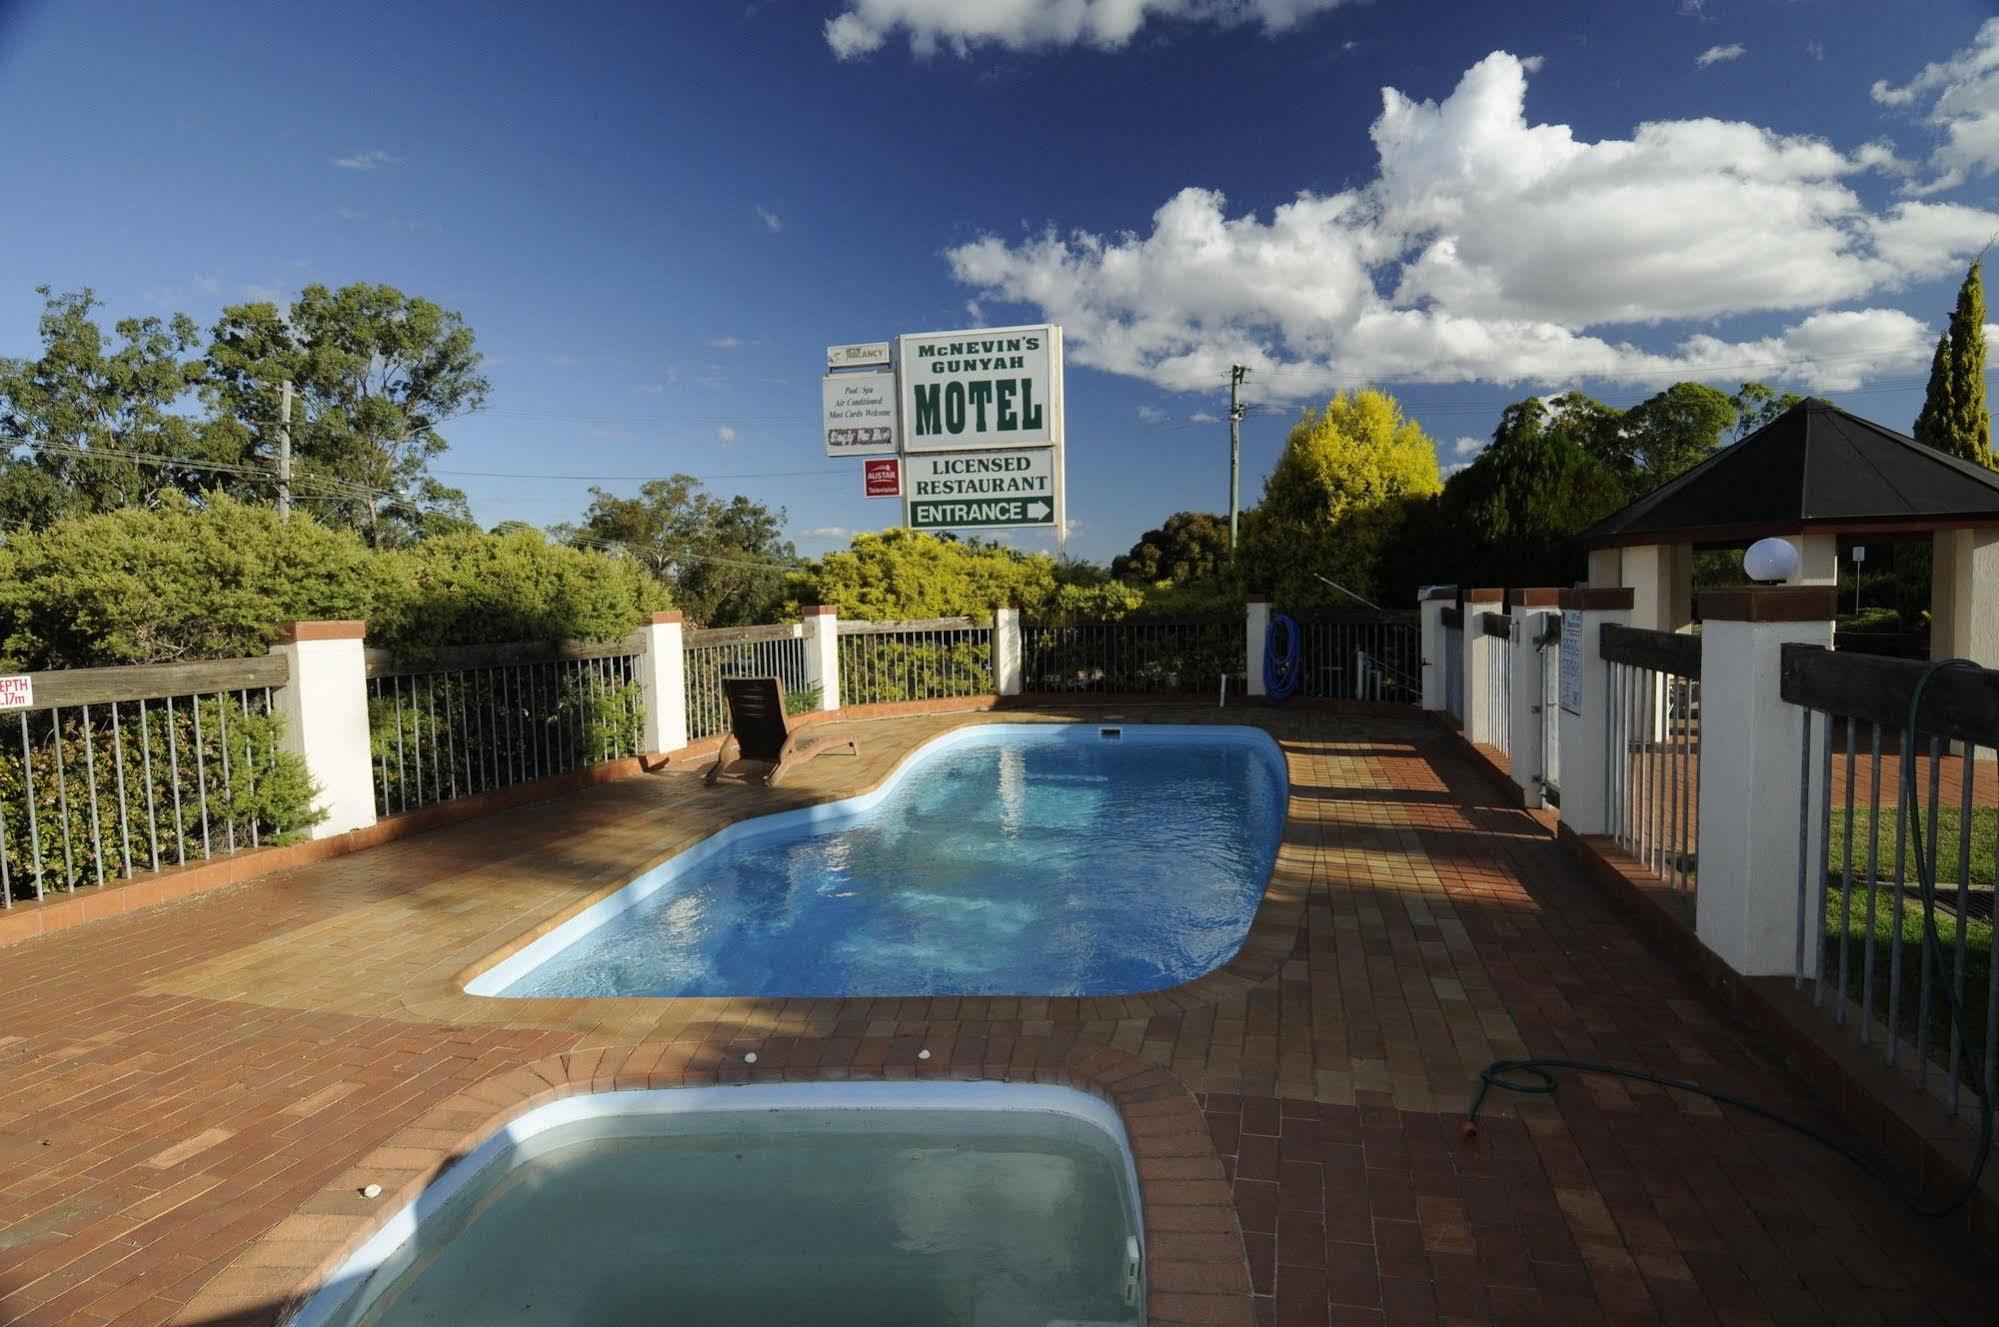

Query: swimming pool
[
  {"left": 470, "top": 722, "right": 1285, "bottom": 999},
  {"left": 288, "top": 1082, "right": 1145, "bottom": 1327}
]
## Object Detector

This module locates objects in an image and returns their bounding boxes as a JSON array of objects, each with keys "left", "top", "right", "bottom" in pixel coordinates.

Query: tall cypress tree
[
  {"left": 1943, "top": 260, "right": 1991, "bottom": 467},
  {"left": 1913, "top": 330, "right": 1953, "bottom": 453},
  {"left": 1918, "top": 260, "right": 1992, "bottom": 467}
]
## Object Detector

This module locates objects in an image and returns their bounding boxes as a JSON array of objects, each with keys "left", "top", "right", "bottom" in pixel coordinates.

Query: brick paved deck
[{"left": 0, "top": 706, "right": 1992, "bottom": 1326}]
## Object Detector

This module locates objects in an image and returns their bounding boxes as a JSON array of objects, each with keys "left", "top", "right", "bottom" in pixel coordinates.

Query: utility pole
[
  {"left": 276, "top": 379, "right": 293, "bottom": 523},
  {"left": 1227, "top": 365, "right": 1248, "bottom": 548}
]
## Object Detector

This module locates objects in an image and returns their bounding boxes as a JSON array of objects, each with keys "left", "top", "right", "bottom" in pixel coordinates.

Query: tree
[
  {"left": 1915, "top": 260, "right": 1992, "bottom": 467},
  {"left": 206, "top": 283, "right": 489, "bottom": 546},
  {"left": 1605, "top": 382, "right": 1737, "bottom": 484},
  {"left": 563, "top": 476, "right": 795, "bottom": 627},
  {"left": 1111, "top": 512, "right": 1230, "bottom": 584},
  {"left": 0, "top": 288, "right": 238, "bottom": 530},
  {"left": 1729, "top": 380, "right": 1805, "bottom": 441},
  {"left": 1238, "top": 389, "right": 1441, "bottom": 609}
]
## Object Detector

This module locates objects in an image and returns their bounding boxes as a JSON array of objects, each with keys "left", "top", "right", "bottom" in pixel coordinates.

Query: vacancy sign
[
  {"left": 0, "top": 676, "right": 32, "bottom": 710},
  {"left": 822, "top": 369, "right": 898, "bottom": 457},
  {"left": 897, "top": 324, "right": 1061, "bottom": 453},
  {"left": 864, "top": 457, "right": 901, "bottom": 498},
  {"left": 905, "top": 448, "right": 1057, "bottom": 530},
  {"left": 828, "top": 341, "right": 890, "bottom": 370}
]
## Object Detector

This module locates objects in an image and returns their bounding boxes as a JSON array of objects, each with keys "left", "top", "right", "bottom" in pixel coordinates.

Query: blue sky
[{"left": 2, "top": 0, "right": 1996, "bottom": 562}]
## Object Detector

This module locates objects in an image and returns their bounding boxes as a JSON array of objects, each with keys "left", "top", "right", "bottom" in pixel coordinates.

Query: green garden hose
[{"left": 1463, "top": 658, "right": 1994, "bottom": 1219}]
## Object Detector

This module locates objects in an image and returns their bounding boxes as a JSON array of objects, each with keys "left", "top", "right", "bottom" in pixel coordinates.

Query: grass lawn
[
  {"left": 1822, "top": 880, "right": 1993, "bottom": 1086},
  {"left": 1825, "top": 805, "right": 1997, "bottom": 890}
]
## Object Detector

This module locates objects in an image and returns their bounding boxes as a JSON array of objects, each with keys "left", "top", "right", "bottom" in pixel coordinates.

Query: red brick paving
[{"left": 0, "top": 708, "right": 1993, "bottom": 1326}]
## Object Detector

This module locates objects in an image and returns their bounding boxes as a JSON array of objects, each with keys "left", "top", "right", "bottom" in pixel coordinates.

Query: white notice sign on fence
[
  {"left": 1558, "top": 610, "right": 1583, "bottom": 715},
  {"left": 0, "top": 676, "right": 32, "bottom": 711}
]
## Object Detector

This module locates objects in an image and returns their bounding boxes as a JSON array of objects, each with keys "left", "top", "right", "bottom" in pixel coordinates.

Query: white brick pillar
[
  {"left": 1694, "top": 587, "right": 1835, "bottom": 978},
  {"left": 271, "top": 621, "right": 376, "bottom": 840},
  {"left": 1463, "top": 589, "right": 1503, "bottom": 745},
  {"left": 801, "top": 605, "right": 841, "bottom": 711},
  {"left": 1418, "top": 589, "right": 1452, "bottom": 712},
  {"left": 1555, "top": 588, "right": 1632, "bottom": 835},
  {"left": 992, "top": 606, "right": 1023, "bottom": 696},
  {"left": 1783, "top": 533, "right": 1839, "bottom": 587},
  {"left": 635, "top": 610, "right": 688, "bottom": 755},
  {"left": 1509, "top": 590, "right": 1561, "bottom": 809},
  {"left": 1932, "top": 527, "right": 1999, "bottom": 669},
  {"left": 1246, "top": 596, "right": 1271, "bottom": 698}
]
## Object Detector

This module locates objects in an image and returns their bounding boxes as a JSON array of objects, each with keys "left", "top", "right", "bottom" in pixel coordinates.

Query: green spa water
[{"left": 329, "top": 1108, "right": 1144, "bottom": 1327}]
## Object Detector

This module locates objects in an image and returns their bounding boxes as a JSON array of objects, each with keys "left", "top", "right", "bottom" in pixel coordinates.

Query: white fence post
[
  {"left": 992, "top": 606, "right": 1023, "bottom": 696},
  {"left": 1463, "top": 589, "right": 1503, "bottom": 745},
  {"left": 1509, "top": 590, "right": 1560, "bottom": 808},
  {"left": 1418, "top": 589, "right": 1451, "bottom": 711},
  {"left": 1555, "top": 588, "right": 1632, "bottom": 835},
  {"left": 1246, "top": 596, "right": 1271, "bottom": 697},
  {"left": 635, "top": 611, "right": 687, "bottom": 755},
  {"left": 1694, "top": 587, "right": 1835, "bottom": 978},
  {"left": 802, "top": 606, "right": 841, "bottom": 711},
  {"left": 271, "top": 621, "right": 376, "bottom": 839}
]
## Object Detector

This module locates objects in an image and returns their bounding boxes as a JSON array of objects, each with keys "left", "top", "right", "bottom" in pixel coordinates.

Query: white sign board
[
  {"left": 897, "top": 324, "right": 1061, "bottom": 452},
  {"left": 905, "top": 449, "right": 1057, "bottom": 530},
  {"left": 0, "top": 676, "right": 31, "bottom": 711},
  {"left": 1558, "top": 610, "right": 1584, "bottom": 715},
  {"left": 828, "top": 341, "right": 890, "bottom": 370},
  {"left": 822, "top": 370, "right": 898, "bottom": 457}
]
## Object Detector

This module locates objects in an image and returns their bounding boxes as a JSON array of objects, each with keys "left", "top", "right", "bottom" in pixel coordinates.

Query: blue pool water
[{"left": 480, "top": 723, "right": 1285, "bottom": 999}]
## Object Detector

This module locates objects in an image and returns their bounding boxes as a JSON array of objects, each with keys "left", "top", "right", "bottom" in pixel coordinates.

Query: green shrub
[
  {"left": 0, "top": 499, "right": 672, "bottom": 671},
  {"left": 0, "top": 493, "right": 390, "bottom": 670}
]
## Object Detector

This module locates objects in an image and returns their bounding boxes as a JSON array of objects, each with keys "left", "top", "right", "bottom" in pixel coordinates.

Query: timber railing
[
  {"left": 364, "top": 641, "right": 645, "bottom": 818},
  {"left": 1, "top": 655, "right": 294, "bottom": 907}
]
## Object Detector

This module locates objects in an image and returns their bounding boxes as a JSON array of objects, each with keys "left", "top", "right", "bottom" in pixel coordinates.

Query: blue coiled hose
[{"left": 1263, "top": 612, "right": 1300, "bottom": 701}]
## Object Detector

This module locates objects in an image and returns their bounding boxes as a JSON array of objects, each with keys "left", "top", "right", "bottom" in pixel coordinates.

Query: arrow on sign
[{"left": 1025, "top": 500, "right": 1052, "bottom": 521}]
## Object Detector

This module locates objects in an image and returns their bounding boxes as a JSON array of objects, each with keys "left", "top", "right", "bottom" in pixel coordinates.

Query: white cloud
[
  {"left": 335, "top": 206, "right": 369, "bottom": 222},
  {"left": 1806, "top": 39, "right": 1825, "bottom": 62},
  {"left": 707, "top": 336, "right": 746, "bottom": 349},
  {"left": 1188, "top": 410, "right": 1220, "bottom": 424},
  {"left": 333, "top": 149, "right": 401, "bottom": 170},
  {"left": 717, "top": 425, "right": 738, "bottom": 444},
  {"left": 801, "top": 526, "right": 856, "bottom": 540},
  {"left": 1451, "top": 436, "right": 1485, "bottom": 458},
  {"left": 946, "top": 50, "right": 1998, "bottom": 398},
  {"left": 192, "top": 275, "right": 218, "bottom": 295},
  {"left": 1696, "top": 43, "right": 1745, "bottom": 68},
  {"left": 825, "top": 0, "right": 1353, "bottom": 59},
  {"left": 756, "top": 205, "right": 783, "bottom": 232},
  {"left": 1872, "top": 18, "right": 1999, "bottom": 193},
  {"left": 1137, "top": 404, "right": 1170, "bottom": 423}
]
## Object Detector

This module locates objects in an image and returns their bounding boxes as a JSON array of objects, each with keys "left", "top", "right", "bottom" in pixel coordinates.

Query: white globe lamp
[{"left": 1742, "top": 537, "right": 1800, "bottom": 583}]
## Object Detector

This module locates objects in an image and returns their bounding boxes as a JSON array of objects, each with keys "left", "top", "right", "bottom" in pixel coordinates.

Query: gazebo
[{"left": 1577, "top": 399, "right": 1999, "bottom": 665}]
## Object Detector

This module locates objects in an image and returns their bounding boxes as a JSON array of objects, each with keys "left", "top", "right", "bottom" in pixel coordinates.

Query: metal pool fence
[
  {"left": 1781, "top": 645, "right": 1999, "bottom": 1114},
  {"left": 365, "top": 644, "right": 644, "bottom": 818},
  {"left": 837, "top": 618, "right": 993, "bottom": 706},
  {"left": 1021, "top": 615, "right": 1244, "bottom": 696},
  {"left": 1294, "top": 615, "right": 1421, "bottom": 703},
  {"left": 1, "top": 655, "right": 293, "bottom": 906},
  {"left": 1602, "top": 623, "right": 1701, "bottom": 895},
  {"left": 1536, "top": 615, "right": 1563, "bottom": 801},
  {"left": 682, "top": 625, "right": 811, "bottom": 740}
]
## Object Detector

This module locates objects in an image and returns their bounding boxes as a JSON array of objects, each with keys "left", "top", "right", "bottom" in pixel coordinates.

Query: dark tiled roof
[{"left": 1579, "top": 400, "right": 1999, "bottom": 546}]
